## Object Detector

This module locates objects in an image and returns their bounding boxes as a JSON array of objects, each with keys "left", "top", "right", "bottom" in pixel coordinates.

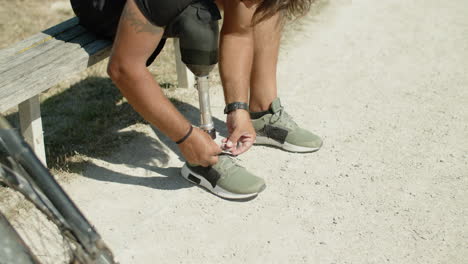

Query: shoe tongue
[
  {"left": 214, "top": 155, "right": 239, "bottom": 174},
  {"left": 216, "top": 154, "right": 233, "bottom": 167},
  {"left": 270, "top": 98, "right": 282, "bottom": 114}
]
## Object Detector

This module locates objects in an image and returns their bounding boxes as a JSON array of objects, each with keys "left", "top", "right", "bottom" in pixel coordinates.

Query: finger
[
  {"left": 222, "top": 147, "right": 235, "bottom": 153},
  {"left": 221, "top": 143, "right": 233, "bottom": 152},
  {"left": 212, "top": 145, "right": 223, "bottom": 155},
  {"left": 225, "top": 140, "right": 234, "bottom": 148},
  {"left": 220, "top": 138, "right": 231, "bottom": 150},
  {"left": 227, "top": 131, "right": 242, "bottom": 148},
  {"left": 230, "top": 136, "right": 254, "bottom": 155},
  {"left": 231, "top": 141, "right": 253, "bottom": 155}
]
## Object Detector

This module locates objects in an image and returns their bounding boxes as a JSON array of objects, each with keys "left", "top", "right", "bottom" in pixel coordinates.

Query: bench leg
[
  {"left": 19, "top": 95, "right": 47, "bottom": 166},
  {"left": 173, "top": 39, "right": 195, "bottom": 89}
]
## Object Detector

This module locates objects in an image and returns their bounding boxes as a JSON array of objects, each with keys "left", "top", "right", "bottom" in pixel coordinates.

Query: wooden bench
[{"left": 0, "top": 17, "right": 195, "bottom": 166}]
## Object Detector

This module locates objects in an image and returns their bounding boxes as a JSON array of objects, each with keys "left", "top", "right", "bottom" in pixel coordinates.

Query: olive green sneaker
[
  {"left": 251, "top": 98, "right": 323, "bottom": 153},
  {"left": 181, "top": 155, "right": 266, "bottom": 200}
]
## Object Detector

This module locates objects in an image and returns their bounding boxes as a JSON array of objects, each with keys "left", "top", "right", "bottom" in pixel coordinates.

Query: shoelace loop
[
  {"left": 270, "top": 107, "right": 298, "bottom": 129},
  {"left": 216, "top": 155, "right": 243, "bottom": 176}
]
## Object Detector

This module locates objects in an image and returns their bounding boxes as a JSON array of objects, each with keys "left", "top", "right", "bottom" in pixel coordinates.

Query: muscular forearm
[
  {"left": 110, "top": 65, "right": 191, "bottom": 142},
  {"left": 105, "top": 0, "right": 194, "bottom": 148}
]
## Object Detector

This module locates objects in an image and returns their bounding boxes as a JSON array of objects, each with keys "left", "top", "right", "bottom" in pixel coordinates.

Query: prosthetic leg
[
  {"left": 153, "top": 1, "right": 267, "bottom": 199},
  {"left": 165, "top": 0, "right": 221, "bottom": 139},
  {"left": 194, "top": 74, "right": 216, "bottom": 139}
]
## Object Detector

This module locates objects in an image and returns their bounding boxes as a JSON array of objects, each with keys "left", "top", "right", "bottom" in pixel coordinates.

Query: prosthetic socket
[{"left": 164, "top": 0, "right": 221, "bottom": 139}]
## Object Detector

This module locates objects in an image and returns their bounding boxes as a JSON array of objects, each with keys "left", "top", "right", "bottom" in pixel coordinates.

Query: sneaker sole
[
  {"left": 255, "top": 136, "right": 322, "bottom": 153},
  {"left": 181, "top": 164, "right": 265, "bottom": 200}
]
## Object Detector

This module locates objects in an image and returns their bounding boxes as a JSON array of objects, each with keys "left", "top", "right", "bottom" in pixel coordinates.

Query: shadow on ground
[{"left": 7, "top": 76, "right": 227, "bottom": 190}]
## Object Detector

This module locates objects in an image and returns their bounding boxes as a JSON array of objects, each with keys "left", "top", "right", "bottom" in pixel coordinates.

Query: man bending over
[{"left": 71, "top": 0, "right": 322, "bottom": 199}]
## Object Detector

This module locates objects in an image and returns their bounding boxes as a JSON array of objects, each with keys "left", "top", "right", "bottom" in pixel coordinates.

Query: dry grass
[{"left": 0, "top": 0, "right": 74, "bottom": 48}]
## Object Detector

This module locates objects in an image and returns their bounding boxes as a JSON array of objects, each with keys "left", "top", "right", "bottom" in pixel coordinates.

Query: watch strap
[{"left": 224, "top": 102, "right": 249, "bottom": 114}]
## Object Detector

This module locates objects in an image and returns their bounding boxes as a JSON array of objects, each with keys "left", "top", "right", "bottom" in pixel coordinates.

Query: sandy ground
[{"left": 52, "top": 0, "right": 468, "bottom": 263}]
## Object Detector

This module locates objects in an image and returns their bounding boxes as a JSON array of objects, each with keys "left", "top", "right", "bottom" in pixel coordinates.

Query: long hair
[{"left": 253, "top": 0, "right": 315, "bottom": 24}]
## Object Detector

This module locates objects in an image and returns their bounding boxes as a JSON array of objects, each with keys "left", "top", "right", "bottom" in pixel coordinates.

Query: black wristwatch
[{"left": 224, "top": 102, "right": 249, "bottom": 114}]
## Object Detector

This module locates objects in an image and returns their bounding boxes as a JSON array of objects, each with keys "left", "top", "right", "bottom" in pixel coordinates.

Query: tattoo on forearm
[{"left": 122, "top": 6, "right": 163, "bottom": 35}]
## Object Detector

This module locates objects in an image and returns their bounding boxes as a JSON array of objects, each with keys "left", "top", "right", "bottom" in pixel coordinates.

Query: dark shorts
[
  {"left": 134, "top": 0, "right": 195, "bottom": 27},
  {"left": 70, "top": 0, "right": 197, "bottom": 65}
]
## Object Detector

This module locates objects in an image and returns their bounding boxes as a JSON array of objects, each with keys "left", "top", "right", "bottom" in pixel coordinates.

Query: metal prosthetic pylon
[{"left": 194, "top": 74, "right": 216, "bottom": 139}]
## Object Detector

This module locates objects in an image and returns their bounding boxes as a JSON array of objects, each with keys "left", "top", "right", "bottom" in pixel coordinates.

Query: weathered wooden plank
[
  {"left": 0, "top": 40, "right": 111, "bottom": 112},
  {"left": 0, "top": 38, "right": 105, "bottom": 111},
  {"left": 19, "top": 95, "right": 46, "bottom": 165},
  {"left": 0, "top": 16, "right": 113, "bottom": 113},
  {"left": 0, "top": 35, "right": 111, "bottom": 112},
  {"left": 0, "top": 25, "right": 88, "bottom": 75},
  {"left": 0, "top": 18, "right": 80, "bottom": 64},
  {"left": 0, "top": 16, "right": 202, "bottom": 167},
  {"left": 0, "top": 17, "right": 111, "bottom": 166},
  {"left": 0, "top": 29, "right": 97, "bottom": 86}
]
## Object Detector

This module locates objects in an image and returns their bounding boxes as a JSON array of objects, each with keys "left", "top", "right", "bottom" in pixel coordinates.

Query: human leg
[
  {"left": 249, "top": 12, "right": 282, "bottom": 112},
  {"left": 248, "top": 12, "right": 323, "bottom": 152},
  {"left": 174, "top": 0, "right": 265, "bottom": 199}
]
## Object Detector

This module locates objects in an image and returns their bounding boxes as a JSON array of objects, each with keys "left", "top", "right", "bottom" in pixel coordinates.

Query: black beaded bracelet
[{"left": 176, "top": 125, "right": 193, "bottom": 144}]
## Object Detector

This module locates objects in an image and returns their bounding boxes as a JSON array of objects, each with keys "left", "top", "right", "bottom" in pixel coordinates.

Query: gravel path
[{"left": 63, "top": 0, "right": 468, "bottom": 263}]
